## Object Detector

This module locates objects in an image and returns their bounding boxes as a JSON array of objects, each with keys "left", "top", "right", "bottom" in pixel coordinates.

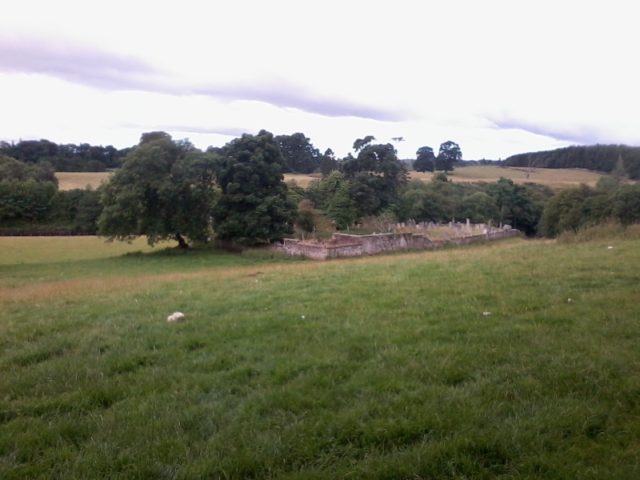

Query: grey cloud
[
  {"left": 189, "top": 83, "right": 408, "bottom": 122},
  {"left": 0, "top": 34, "right": 158, "bottom": 91},
  {"left": 488, "top": 115, "right": 603, "bottom": 145},
  {"left": 0, "top": 35, "right": 407, "bottom": 122}
]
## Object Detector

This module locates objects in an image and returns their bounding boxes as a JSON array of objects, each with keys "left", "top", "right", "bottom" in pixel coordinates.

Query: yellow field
[
  {"left": 56, "top": 172, "right": 112, "bottom": 190},
  {"left": 410, "top": 166, "right": 605, "bottom": 189},
  {"left": 285, "top": 166, "right": 606, "bottom": 190},
  {"left": 283, "top": 173, "right": 322, "bottom": 188},
  {"left": 56, "top": 166, "right": 606, "bottom": 192},
  {"left": 58, "top": 172, "right": 318, "bottom": 190}
]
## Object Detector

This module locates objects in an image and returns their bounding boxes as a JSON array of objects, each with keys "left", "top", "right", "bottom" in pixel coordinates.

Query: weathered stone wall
[
  {"left": 277, "top": 228, "right": 520, "bottom": 260},
  {"left": 333, "top": 233, "right": 434, "bottom": 254},
  {"left": 279, "top": 238, "right": 363, "bottom": 260}
]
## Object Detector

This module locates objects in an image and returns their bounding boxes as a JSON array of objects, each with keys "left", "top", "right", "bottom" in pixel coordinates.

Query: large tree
[
  {"left": 274, "top": 132, "right": 321, "bottom": 173},
  {"left": 213, "top": 130, "right": 295, "bottom": 245},
  {"left": 342, "top": 142, "right": 408, "bottom": 216},
  {"left": 484, "top": 178, "right": 543, "bottom": 235},
  {"left": 414, "top": 146, "right": 435, "bottom": 172},
  {"left": 436, "top": 141, "right": 462, "bottom": 172},
  {"left": 98, "top": 132, "right": 217, "bottom": 248},
  {"left": 319, "top": 148, "right": 338, "bottom": 177}
]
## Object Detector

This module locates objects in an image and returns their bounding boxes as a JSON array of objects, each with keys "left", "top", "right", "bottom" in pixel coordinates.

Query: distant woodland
[{"left": 504, "top": 145, "right": 640, "bottom": 179}]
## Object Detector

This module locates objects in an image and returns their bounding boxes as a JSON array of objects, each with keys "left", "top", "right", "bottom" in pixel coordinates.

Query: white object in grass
[{"left": 167, "top": 312, "right": 186, "bottom": 323}]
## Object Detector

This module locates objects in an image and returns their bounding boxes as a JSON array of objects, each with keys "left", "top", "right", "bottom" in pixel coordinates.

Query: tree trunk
[{"left": 175, "top": 233, "right": 189, "bottom": 250}]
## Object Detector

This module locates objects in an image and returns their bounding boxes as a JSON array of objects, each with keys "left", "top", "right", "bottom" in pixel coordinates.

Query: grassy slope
[{"left": 1, "top": 237, "right": 639, "bottom": 479}]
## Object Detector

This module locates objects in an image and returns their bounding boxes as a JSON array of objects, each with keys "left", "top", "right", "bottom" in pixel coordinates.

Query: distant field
[
  {"left": 284, "top": 172, "right": 322, "bottom": 188},
  {"left": 410, "top": 165, "right": 605, "bottom": 189},
  {"left": 1, "top": 234, "right": 639, "bottom": 478},
  {"left": 283, "top": 166, "right": 606, "bottom": 190},
  {"left": 57, "top": 167, "right": 606, "bottom": 191},
  {"left": 56, "top": 171, "right": 111, "bottom": 190},
  {"left": 58, "top": 172, "right": 320, "bottom": 190}
]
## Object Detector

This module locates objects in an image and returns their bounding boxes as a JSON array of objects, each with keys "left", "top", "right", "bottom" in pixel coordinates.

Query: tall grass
[
  {"left": 557, "top": 221, "right": 640, "bottom": 243},
  {"left": 1, "top": 237, "right": 639, "bottom": 478}
]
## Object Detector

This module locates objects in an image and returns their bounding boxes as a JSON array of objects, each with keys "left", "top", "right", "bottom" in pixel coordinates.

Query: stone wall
[
  {"left": 332, "top": 233, "right": 434, "bottom": 254},
  {"left": 280, "top": 238, "right": 363, "bottom": 260},
  {"left": 277, "top": 228, "right": 520, "bottom": 260}
]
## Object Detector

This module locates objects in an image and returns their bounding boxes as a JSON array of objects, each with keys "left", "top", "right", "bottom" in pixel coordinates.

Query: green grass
[{"left": 1, "top": 236, "right": 639, "bottom": 478}]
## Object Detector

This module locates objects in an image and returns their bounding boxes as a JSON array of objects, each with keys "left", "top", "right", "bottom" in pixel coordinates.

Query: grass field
[
  {"left": 287, "top": 166, "right": 606, "bottom": 190},
  {"left": 284, "top": 173, "right": 322, "bottom": 188},
  {"left": 57, "top": 172, "right": 320, "bottom": 191},
  {"left": 57, "top": 167, "right": 606, "bottom": 192},
  {"left": 1, "top": 235, "right": 639, "bottom": 478},
  {"left": 56, "top": 172, "right": 112, "bottom": 191},
  {"left": 410, "top": 166, "right": 605, "bottom": 189}
]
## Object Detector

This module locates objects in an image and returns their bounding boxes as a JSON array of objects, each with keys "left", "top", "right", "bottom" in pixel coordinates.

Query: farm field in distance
[
  {"left": 56, "top": 172, "right": 112, "bottom": 191},
  {"left": 56, "top": 166, "right": 608, "bottom": 191},
  {"left": 409, "top": 165, "right": 605, "bottom": 189},
  {"left": 1, "top": 234, "right": 639, "bottom": 478}
]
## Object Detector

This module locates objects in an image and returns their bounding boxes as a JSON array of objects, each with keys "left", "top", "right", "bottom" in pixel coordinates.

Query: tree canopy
[
  {"left": 98, "top": 132, "right": 217, "bottom": 248},
  {"left": 341, "top": 142, "right": 408, "bottom": 216},
  {"left": 352, "top": 136, "right": 376, "bottom": 153},
  {"left": 0, "top": 154, "right": 57, "bottom": 184},
  {"left": 436, "top": 141, "right": 462, "bottom": 172},
  {"left": 414, "top": 146, "right": 435, "bottom": 172},
  {"left": 274, "top": 132, "right": 321, "bottom": 173},
  {"left": 0, "top": 139, "right": 128, "bottom": 172},
  {"left": 213, "top": 130, "right": 295, "bottom": 245}
]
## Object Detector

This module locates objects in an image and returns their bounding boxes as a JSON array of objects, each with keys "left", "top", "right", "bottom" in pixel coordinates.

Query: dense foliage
[
  {"left": 393, "top": 175, "right": 549, "bottom": 234},
  {"left": 0, "top": 139, "right": 129, "bottom": 172},
  {"left": 539, "top": 179, "right": 640, "bottom": 236},
  {"left": 0, "top": 180, "right": 57, "bottom": 224},
  {"left": 341, "top": 142, "right": 408, "bottom": 217},
  {"left": 0, "top": 154, "right": 101, "bottom": 233},
  {"left": 0, "top": 154, "right": 57, "bottom": 184},
  {"left": 504, "top": 144, "right": 640, "bottom": 179},
  {"left": 213, "top": 130, "right": 295, "bottom": 245},
  {"left": 436, "top": 141, "right": 462, "bottom": 172},
  {"left": 414, "top": 146, "right": 436, "bottom": 172},
  {"left": 274, "top": 132, "right": 321, "bottom": 174},
  {"left": 98, "top": 132, "right": 217, "bottom": 247}
]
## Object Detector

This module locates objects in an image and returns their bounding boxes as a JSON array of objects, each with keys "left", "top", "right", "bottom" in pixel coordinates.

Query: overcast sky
[{"left": 1, "top": 0, "right": 638, "bottom": 159}]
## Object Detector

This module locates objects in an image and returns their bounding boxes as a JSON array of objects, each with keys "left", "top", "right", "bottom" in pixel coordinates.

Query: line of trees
[
  {"left": 539, "top": 178, "right": 640, "bottom": 236},
  {"left": 98, "top": 130, "right": 295, "bottom": 247},
  {"left": 0, "top": 133, "right": 334, "bottom": 175},
  {"left": 2, "top": 131, "right": 640, "bottom": 245},
  {"left": 504, "top": 145, "right": 640, "bottom": 179},
  {"left": 413, "top": 141, "right": 463, "bottom": 173},
  {"left": 0, "top": 139, "right": 130, "bottom": 172},
  {"left": 0, "top": 154, "right": 101, "bottom": 233}
]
